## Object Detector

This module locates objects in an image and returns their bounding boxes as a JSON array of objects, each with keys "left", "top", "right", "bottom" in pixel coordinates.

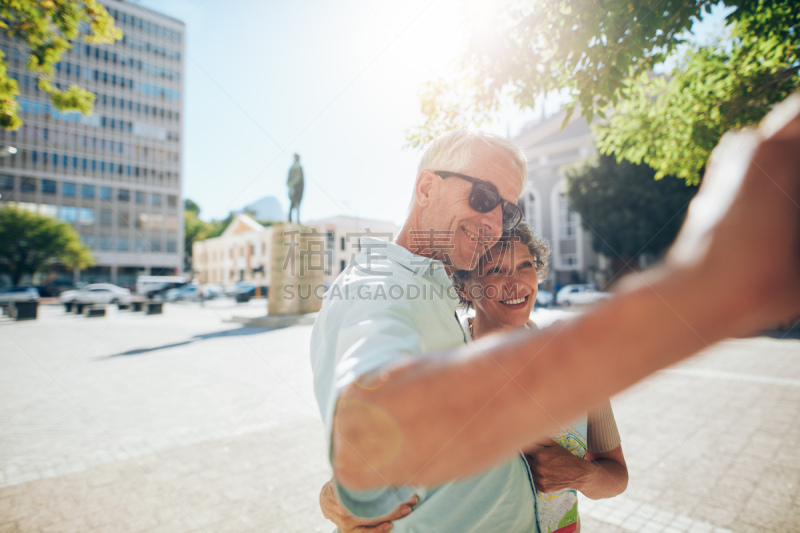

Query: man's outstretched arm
[{"left": 333, "top": 94, "right": 800, "bottom": 490}]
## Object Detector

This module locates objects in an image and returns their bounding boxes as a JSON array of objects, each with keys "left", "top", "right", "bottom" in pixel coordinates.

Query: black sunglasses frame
[{"left": 433, "top": 171, "right": 523, "bottom": 231}]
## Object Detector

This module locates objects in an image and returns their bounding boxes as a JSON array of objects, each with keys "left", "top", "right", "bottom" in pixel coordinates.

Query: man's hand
[
  {"left": 319, "top": 479, "right": 417, "bottom": 532},
  {"left": 524, "top": 441, "right": 593, "bottom": 494}
]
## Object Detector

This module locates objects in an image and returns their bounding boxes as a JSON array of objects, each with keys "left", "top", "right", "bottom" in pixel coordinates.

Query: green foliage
[
  {"left": 0, "top": 0, "right": 122, "bottom": 130},
  {"left": 184, "top": 198, "right": 201, "bottom": 215},
  {"left": 408, "top": 0, "right": 799, "bottom": 184},
  {"left": 565, "top": 155, "right": 698, "bottom": 271},
  {"left": 596, "top": 0, "right": 800, "bottom": 183},
  {"left": 184, "top": 209, "right": 209, "bottom": 261},
  {"left": 0, "top": 207, "right": 94, "bottom": 285}
]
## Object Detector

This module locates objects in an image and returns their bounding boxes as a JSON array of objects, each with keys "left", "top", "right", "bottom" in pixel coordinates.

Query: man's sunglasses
[{"left": 434, "top": 171, "right": 523, "bottom": 231}]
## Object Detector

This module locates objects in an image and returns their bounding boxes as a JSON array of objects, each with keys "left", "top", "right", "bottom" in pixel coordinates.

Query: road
[{"left": 1, "top": 301, "right": 798, "bottom": 532}]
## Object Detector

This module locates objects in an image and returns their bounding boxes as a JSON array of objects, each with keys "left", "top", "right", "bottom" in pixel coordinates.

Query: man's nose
[{"left": 480, "top": 206, "right": 504, "bottom": 241}]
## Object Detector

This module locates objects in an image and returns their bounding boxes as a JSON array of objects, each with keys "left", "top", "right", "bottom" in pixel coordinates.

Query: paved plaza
[{"left": 1, "top": 301, "right": 799, "bottom": 532}]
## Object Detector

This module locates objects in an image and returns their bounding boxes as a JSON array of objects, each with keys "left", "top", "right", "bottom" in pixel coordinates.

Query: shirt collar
[{"left": 359, "top": 236, "right": 454, "bottom": 288}]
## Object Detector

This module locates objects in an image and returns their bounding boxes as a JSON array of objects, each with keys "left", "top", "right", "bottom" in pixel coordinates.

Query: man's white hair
[{"left": 409, "top": 130, "right": 528, "bottom": 210}]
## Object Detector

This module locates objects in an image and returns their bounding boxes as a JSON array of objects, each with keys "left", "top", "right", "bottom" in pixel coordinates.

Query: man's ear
[{"left": 415, "top": 170, "right": 437, "bottom": 208}]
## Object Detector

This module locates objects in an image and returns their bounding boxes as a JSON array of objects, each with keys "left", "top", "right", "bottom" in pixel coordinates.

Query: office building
[{"left": 0, "top": 0, "right": 185, "bottom": 288}]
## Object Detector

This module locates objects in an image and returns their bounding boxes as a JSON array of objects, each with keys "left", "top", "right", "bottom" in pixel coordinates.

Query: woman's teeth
[{"left": 502, "top": 297, "right": 526, "bottom": 305}]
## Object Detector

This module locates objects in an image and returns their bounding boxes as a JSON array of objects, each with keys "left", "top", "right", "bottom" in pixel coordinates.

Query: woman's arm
[{"left": 524, "top": 442, "right": 627, "bottom": 499}]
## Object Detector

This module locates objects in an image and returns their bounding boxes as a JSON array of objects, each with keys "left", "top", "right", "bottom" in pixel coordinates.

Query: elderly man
[{"left": 310, "top": 95, "right": 800, "bottom": 531}]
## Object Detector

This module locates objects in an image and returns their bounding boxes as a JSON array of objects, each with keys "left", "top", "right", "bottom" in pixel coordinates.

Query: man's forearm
[{"left": 333, "top": 265, "right": 750, "bottom": 489}]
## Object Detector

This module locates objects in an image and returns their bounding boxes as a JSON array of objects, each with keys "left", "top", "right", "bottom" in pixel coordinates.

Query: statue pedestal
[{"left": 268, "top": 223, "right": 324, "bottom": 316}]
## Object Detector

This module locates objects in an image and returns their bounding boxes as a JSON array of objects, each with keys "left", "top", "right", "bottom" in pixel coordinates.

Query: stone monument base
[{"left": 268, "top": 223, "right": 325, "bottom": 316}]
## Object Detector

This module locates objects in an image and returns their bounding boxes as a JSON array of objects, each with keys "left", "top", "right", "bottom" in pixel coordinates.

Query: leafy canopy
[
  {"left": 0, "top": 0, "right": 122, "bottom": 130},
  {"left": 408, "top": 0, "right": 799, "bottom": 184},
  {"left": 565, "top": 155, "right": 698, "bottom": 273},
  {"left": 0, "top": 207, "right": 95, "bottom": 285}
]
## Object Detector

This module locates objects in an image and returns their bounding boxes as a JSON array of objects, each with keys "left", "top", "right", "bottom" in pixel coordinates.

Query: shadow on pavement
[{"left": 98, "top": 325, "right": 287, "bottom": 359}]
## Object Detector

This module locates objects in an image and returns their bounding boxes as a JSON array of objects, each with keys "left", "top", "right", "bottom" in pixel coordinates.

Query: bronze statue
[{"left": 287, "top": 153, "right": 304, "bottom": 223}]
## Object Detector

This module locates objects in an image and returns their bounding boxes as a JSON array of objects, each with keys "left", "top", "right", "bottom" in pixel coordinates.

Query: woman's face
[{"left": 463, "top": 241, "right": 539, "bottom": 330}]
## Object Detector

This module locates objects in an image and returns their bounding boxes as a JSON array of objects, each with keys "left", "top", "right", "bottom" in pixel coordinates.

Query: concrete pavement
[{"left": 1, "top": 301, "right": 798, "bottom": 532}]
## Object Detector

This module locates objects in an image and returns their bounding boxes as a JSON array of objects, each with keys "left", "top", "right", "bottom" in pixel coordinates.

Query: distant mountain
[{"left": 241, "top": 196, "right": 285, "bottom": 222}]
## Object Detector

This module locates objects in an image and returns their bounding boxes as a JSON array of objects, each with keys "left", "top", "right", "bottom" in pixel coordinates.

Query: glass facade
[{"left": 0, "top": 1, "right": 184, "bottom": 283}]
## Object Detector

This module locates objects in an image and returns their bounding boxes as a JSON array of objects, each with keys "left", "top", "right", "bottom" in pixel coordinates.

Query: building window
[
  {"left": 135, "top": 191, "right": 146, "bottom": 204},
  {"left": 59, "top": 206, "right": 78, "bottom": 223},
  {"left": 118, "top": 189, "right": 130, "bottom": 202},
  {"left": 100, "top": 210, "right": 113, "bottom": 226},
  {"left": 117, "top": 212, "right": 130, "bottom": 227},
  {"left": 340, "top": 260, "right": 346, "bottom": 273},
  {"left": 558, "top": 193, "right": 578, "bottom": 239},
  {"left": 79, "top": 208, "right": 94, "bottom": 225},
  {"left": 100, "top": 187, "right": 112, "bottom": 200},
  {"left": 82, "top": 184, "right": 95, "bottom": 198},
  {"left": 99, "top": 237, "right": 113, "bottom": 251},
  {"left": 165, "top": 215, "right": 177, "bottom": 231},
  {"left": 151, "top": 193, "right": 162, "bottom": 206},
  {"left": 340, "top": 236, "right": 345, "bottom": 251},
  {"left": 150, "top": 240, "right": 162, "bottom": 252},
  {"left": 0, "top": 174, "right": 14, "bottom": 190},
  {"left": 20, "top": 177, "right": 37, "bottom": 192},
  {"left": 42, "top": 179, "right": 57, "bottom": 194},
  {"left": 117, "top": 237, "right": 129, "bottom": 251},
  {"left": 62, "top": 182, "right": 77, "bottom": 196},
  {"left": 166, "top": 241, "right": 176, "bottom": 253},
  {"left": 167, "top": 195, "right": 177, "bottom": 207},
  {"left": 135, "top": 239, "right": 146, "bottom": 252}
]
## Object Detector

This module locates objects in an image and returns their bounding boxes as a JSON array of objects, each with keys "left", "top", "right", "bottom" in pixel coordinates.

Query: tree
[
  {"left": 184, "top": 199, "right": 210, "bottom": 270},
  {"left": 408, "top": 0, "right": 799, "bottom": 184},
  {"left": 0, "top": 207, "right": 94, "bottom": 285},
  {"left": 184, "top": 198, "right": 201, "bottom": 215},
  {"left": 565, "top": 155, "right": 698, "bottom": 278},
  {"left": 0, "top": 0, "right": 122, "bottom": 130}
]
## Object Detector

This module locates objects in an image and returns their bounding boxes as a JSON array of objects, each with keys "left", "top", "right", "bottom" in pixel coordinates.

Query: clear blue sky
[{"left": 135, "top": 0, "right": 729, "bottom": 226}]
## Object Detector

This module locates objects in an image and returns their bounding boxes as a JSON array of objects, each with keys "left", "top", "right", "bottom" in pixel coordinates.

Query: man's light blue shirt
[{"left": 310, "top": 237, "right": 538, "bottom": 532}]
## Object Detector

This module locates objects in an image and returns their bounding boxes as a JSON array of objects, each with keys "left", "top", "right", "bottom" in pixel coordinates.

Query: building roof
[{"left": 221, "top": 213, "right": 265, "bottom": 238}]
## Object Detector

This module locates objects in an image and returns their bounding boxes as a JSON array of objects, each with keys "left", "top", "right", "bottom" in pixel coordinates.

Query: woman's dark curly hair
[{"left": 451, "top": 221, "right": 550, "bottom": 310}]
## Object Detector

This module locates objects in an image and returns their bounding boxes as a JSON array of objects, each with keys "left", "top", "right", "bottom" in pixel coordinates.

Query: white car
[
  {"left": 0, "top": 286, "right": 40, "bottom": 303},
  {"left": 59, "top": 283, "right": 132, "bottom": 305},
  {"left": 535, "top": 289, "right": 554, "bottom": 308},
  {"left": 556, "top": 284, "right": 611, "bottom": 306}
]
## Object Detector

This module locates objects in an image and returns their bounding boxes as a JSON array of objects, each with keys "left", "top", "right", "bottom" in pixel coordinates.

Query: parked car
[
  {"left": 556, "top": 284, "right": 611, "bottom": 306},
  {"left": 59, "top": 283, "right": 132, "bottom": 305},
  {"left": 166, "top": 285, "right": 200, "bottom": 302},
  {"left": 0, "top": 286, "right": 40, "bottom": 305},
  {"left": 233, "top": 284, "right": 269, "bottom": 302},
  {"left": 535, "top": 289, "right": 554, "bottom": 308},
  {"left": 200, "top": 284, "right": 224, "bottom": 299}
]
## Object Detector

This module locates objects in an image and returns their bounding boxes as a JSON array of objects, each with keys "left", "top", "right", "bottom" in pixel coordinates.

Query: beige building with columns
[{"left": 192, "top": 214, "right": 398, "bottom": 289}]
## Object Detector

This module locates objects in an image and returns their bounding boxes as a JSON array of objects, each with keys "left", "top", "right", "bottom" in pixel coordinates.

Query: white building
[
  {"left": 514, "top": 110, "right": 610, "bottom": 289},
  {"left": 192, "top": 215, "right": 399, "bottom": 288},
  {"left": 0, "top": 1, "right": 185, "bottom": 288}
]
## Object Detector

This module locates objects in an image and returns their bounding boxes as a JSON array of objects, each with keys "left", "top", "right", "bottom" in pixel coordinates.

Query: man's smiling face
[{"left": 424, "top": 142, "right": 524, "bottom": 272}]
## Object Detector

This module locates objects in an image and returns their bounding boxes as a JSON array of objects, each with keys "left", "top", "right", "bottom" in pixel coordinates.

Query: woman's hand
[
  {"left": 525, "top": 441, "right": 628, "bottom": 499},
  {"left": 319, "top": 479, "right": 417, "bottom": 532},
  {"left": 524, "top": 441, "right": 593, "bottom": 493}
]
